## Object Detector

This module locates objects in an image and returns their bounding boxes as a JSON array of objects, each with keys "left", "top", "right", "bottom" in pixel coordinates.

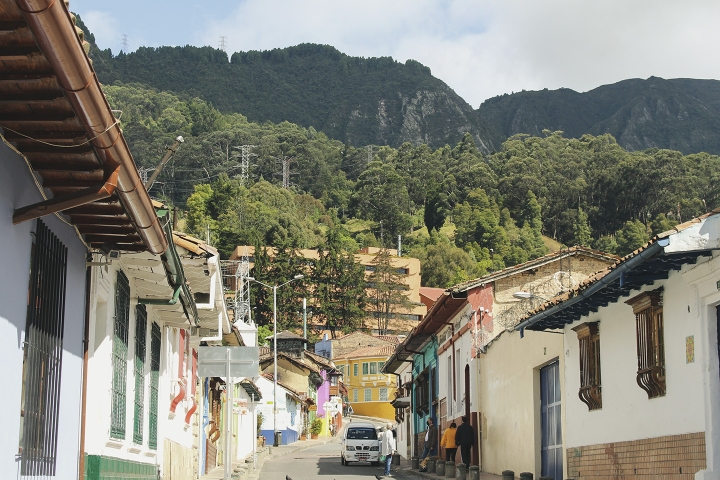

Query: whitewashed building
[{"left": 517, "top": 211, "right": 720, "bottom": 479}]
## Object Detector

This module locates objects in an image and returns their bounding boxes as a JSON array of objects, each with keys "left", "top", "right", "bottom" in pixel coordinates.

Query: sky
[{"left": 71, "top": 0, "right": 720, "bottom": 108}]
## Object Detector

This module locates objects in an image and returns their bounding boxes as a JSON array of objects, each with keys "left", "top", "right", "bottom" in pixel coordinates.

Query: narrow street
[{"left": 258, "top": 440, "right": 420, "bottom": 480}]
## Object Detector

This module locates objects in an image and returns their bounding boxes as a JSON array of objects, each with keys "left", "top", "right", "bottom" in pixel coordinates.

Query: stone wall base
[{"left": 567, "top": 431, "right": 706, "bottom": 479}]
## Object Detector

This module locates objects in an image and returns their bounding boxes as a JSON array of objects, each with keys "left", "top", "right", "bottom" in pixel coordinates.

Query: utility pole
[
  {"left": 144, "top": 136, "right": 184, "bottom": 190},
  {"left": 219, "top": 35, "right": 227, "bottom": 51},
  {"left": 121, "top": 34, "right": 129, "bottom": 52}
]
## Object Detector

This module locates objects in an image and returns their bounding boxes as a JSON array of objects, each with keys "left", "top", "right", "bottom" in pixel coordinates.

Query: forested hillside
[
  {"left": 77, "top": 15, "right": 720, "bottom": 156},
  {"left": 76, "top": 16, "right": 720, "bottom": 292},
  {"left": 102, "top": 82, "right": 720, "bottom": 290},
  {"left": 478, "top": 77, "right": 720, "bottom": 155},
  {"left": 77, "top": 18, "right": 500, "bottom": 153}
]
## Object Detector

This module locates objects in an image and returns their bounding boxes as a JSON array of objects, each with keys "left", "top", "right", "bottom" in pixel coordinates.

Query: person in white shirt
[{"left": 379, "top": 423, "right": 396, "bottom": 476}]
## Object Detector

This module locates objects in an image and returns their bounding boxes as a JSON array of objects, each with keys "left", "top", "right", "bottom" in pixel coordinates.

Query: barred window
[
  {"left": 19, "top": 220, "right": 67, "bottom": 476},
  {"left": 626, "top": 288, "right": 665, "bottom": 398},
  {"left": 149, "top": 322, "right": 161, "bottom": 450},
  {"left": 353, "top": 389, "right": 358, "bottom": 403},
  {"left": 133, "top": 305, "right": 147, "bottom": 444},
  {"left": 379, "top": 388, "right": 388, "bottom": 401},
  {"left": 572, "top": 322, "right": 602, "bottom": 410},
  {"left": 364, "top": 388, "right": 372, "bottom": 402},
  {"left": 111, "top": 271, "right": 131, "bottom": 438}
]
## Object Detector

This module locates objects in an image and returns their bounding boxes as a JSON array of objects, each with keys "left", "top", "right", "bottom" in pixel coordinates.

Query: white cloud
[
  {"left": 196, "top": 0, "right": 720, "bottom": 108},
  {"left": 81, "top": 10, "right": 120, "bottom": 51}
]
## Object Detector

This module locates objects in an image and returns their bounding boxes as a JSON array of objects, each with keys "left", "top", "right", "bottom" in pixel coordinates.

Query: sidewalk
[
  {"left": 391, "top": 457, "right": 503, "bottom": 480},
  {"left": 204, "top": 435, "right": 339, "bottom": 480}
]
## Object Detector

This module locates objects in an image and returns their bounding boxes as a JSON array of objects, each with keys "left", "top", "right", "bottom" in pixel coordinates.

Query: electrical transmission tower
[
  {"left": 235, "top": 144, "right": 257, "bottom": 184},
  {"left": 277, "top": 155, "right": 295, "bottom": 189},
  {"left": 219, "top": 36, "right": 227, "bottom": 51},
  {"left": 220, "top": 247, "right": 252, "bottom": 326},
  {"left": 121, "top": 34, "right": 129, "bottom": 52}
]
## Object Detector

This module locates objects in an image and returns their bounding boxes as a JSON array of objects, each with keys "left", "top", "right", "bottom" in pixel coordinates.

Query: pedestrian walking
[
  {"left": 440, "top": 422, "right": 457, "bottom": 463},
  {"left": 380, "top": 424, "right": 396, "bottom": 476},
  {"left": 455, "top": 416, "right": 474, "bottom": 467},
  {"left": 419, "top": 418, "right": 437, "bottom": 472}
]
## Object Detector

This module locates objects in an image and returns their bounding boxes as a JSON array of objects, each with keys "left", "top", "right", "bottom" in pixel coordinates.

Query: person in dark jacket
[
  {"left": 419, "top": 418, "right": 437, "bottom": 471},
  {"left": 455, "top": 416, "right": 474, "bottom": 467}
]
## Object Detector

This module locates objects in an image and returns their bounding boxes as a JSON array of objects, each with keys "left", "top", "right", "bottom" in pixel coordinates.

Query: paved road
[{"left": 258, "top": 441, "right": 420, "bottom": 480}]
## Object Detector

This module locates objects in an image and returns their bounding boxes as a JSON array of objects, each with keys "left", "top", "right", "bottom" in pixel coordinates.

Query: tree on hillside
[
  {"left": 366, "top": 248, "right": 415, "bottom": 334},
  {"left": 351, "top": 161, "right": 412, "bottom": 244},
  {"left": 312, "top": 227, "right": 366, "bottom": 337}
]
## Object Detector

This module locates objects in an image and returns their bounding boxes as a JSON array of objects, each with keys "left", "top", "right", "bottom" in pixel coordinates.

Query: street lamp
[{"left": 247, "top": 273, "right": 304, "bottom": 446}]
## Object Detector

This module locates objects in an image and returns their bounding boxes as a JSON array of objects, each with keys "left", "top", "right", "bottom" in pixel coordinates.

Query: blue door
[{"left": 541, "top": 361, "right": 563, "bottom": 480}]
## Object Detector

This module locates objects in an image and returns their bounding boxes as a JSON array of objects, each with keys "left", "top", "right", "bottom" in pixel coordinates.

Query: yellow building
[
  {"left": 334, "top": 344, "right": 397, "bottom": 421},
  {"left": 229, "top": 246, "right": 426, "bottom": 333}
]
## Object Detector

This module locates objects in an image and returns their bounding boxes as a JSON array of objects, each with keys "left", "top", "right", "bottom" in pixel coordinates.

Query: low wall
[{"left": 566, "top": 431, "right": 706, "bottom": 478}]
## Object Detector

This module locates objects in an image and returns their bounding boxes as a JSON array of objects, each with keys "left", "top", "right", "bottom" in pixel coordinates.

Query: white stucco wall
[
  {"left": 0, "top": 142, "right": 87, "bottom": 478},
  {"left": 476, "top": 328, "right": 565, "bottom": 477},
  {"left": 563, "top": 265, "right": 709, "bottom": 449}
]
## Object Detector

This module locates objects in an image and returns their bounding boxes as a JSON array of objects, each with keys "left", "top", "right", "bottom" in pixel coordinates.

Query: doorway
[{"left": 540, "top": 361, "right": 562, "bottom": 480}]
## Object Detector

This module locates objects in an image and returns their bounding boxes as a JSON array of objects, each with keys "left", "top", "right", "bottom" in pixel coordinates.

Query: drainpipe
[
  {"left": 16, "top": 0, "right": 167, "bottom": 254},
  {"left": 77, "top": 264, "right": 92, "bottom": 480},
  {"left": 185, "top": 349, "right": 198, "bottom": 425},
  {"left": 170, "top": 330, "right": 186, "bottom": 414}
]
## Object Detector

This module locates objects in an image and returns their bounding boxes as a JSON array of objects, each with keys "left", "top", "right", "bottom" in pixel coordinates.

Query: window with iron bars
[
  {"left": 149, "top": 322, "right": 161, "bottom": 450},
  {"left": 111, "top": 270, "right": 130, "bottom": 438},
  {"left": 572, "top": 322, "right": 602, "bottom": 410},
  {"left": 19, "top": 220, "right": 67, "bottom": 477},
  {"left": 133, "top": 304, "right": 147, "bottom": 444},
  {"left": 626, "top": 288, "right": 665, "bottom": 398}
]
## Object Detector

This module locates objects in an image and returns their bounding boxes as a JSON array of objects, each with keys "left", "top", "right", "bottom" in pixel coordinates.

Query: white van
[{"left": 340, "top": 422, "right": 380, "bottom": 466}]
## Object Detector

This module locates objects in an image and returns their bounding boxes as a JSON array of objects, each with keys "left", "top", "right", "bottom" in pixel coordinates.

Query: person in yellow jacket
[{"left": 440, "top": 422, "right": 457, "bottom": 462}]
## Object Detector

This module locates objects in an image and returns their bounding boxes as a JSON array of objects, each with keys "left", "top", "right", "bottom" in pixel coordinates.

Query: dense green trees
[{"left": 107, "top": 82, "right": 720, "bottom": 289}]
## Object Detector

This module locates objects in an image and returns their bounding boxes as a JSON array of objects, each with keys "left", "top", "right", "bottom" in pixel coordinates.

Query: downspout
[
  {"left": 185, "top": 349, "right": 198, "bottom": 425},
  {"left": 77, "top": 265, "right": 92, "bottom": 480},
  {"left": 170, "top": 330, "right": 186, "bottom": 414},
  {"left": 16, "top": 0, "right": 167, "bottom": 254}
]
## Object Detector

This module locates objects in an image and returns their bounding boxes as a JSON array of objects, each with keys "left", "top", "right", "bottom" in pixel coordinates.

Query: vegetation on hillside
[{"left": 104, "top": 81, "right": 720, "bottom": 294}]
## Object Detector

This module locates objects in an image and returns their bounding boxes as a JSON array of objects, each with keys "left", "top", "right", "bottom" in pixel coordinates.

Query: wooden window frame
[
  {"left": 353, "top": 363, "right": 358, "bottom": 376},
  {"left": 362, "top": 362, "right": 369, "bottom": 375},
  {"left": 572, "top": 321, "right": 602, "bottom": 410},
  {"left": 370, "top": 362, "right": 377, "bottom": 374},
  {"left": 626, "top": 288, "right": 666, "bottom": 398}
]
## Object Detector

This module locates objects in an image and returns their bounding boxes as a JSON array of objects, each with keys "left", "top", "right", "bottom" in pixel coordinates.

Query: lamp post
[{"left": 247, "top": 273, "right": 303, "bottom": 446}]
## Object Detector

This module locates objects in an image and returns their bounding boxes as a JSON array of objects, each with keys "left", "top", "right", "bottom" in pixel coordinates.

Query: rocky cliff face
[{"left": 476, "top": 77, "right": 720, "bottom": 154}]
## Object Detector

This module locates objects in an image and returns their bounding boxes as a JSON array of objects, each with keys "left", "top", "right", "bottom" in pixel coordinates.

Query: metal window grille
[
  {"left": 573, "top": 322, "right": 602, "bottom": 410},
  {"left": 379, "top": 387, "right": 388, "bottom": 401},
  {"left": 111, "top": 271, "right": 130, "bottom": 439},
  {"left": 627, "top": 289, "right": 666, "bottom": 398},
  {"left": 364, "top": 388, "right": 372, "bottom": 401},
  {"left": 149, "top": 322, "right": 161, "bottom": 450},
  {"left": 133, "top": 305, "right": 147, "bottom": 444},
  {"left": 20, "top": 220, "right": 67, "bottom": 477}
]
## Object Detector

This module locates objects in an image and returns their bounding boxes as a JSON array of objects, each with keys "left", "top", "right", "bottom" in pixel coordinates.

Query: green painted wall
[{"left": 85, "top": 454, "right": 158, "bottom": 480}]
